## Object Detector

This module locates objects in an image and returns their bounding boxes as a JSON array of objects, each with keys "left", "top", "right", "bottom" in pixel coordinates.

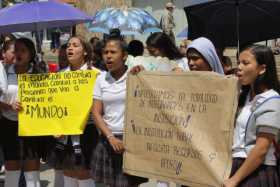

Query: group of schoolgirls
[{"left": 0, "top": 29, "right": 279, "bottom": 187}]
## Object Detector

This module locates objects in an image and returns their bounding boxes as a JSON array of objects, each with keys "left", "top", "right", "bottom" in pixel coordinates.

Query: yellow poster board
[{"left": 18, "top": 70, "right": 99, "bottom": 136}]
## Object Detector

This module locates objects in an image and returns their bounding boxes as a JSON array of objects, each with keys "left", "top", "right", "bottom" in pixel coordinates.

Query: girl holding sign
[
  {"left": 91, "top": 31, "right": 148, "bottom": 187},
  {"left": 48, "top": 35, "right": 99, "bottom": 187},
  {"left": 186, "top": 37, "right": 224, "bottom": 74},
  {"left": 131, "top": 36, "right": 224, "bottom": 187},
  {"left": 0, "top": 38, "right": 45, "bottom": 187},
  {"left": 130, "top": 33, "right": 188, "bottom": 187},
  {"left": 224, "top": 45, "right": 280, "bottom": 187},
  {"left": 177, "top": 37, "right": 224, "bottom": 187}
]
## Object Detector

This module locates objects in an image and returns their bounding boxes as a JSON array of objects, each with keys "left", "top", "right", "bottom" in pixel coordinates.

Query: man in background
[{"left": 160, "top": 2, "right": 176, "bottom": 43}]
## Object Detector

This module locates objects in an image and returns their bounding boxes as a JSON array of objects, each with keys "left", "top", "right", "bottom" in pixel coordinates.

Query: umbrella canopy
[
  {"left": 183, "top": 0, "right": 215, "bottom": 7},
  {"left": 177, "top": 27, "right": 188, "bottom": 38},
  {"left": 87, "top": 7, "right": 161, "bottom": 35},
  {"left": 0, "top": 0, "right": 92, "bottom": 33},
  {"left": 184, "top": 0, "right": 280, "bottom": 48}
]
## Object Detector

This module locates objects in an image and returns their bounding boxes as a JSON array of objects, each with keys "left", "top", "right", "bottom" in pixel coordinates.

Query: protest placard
[
  {"left": 18, "top": 70, "right": 99, "bottom": 136},
  {"left": 124, "top": 71, "right": 239, "bottom": 187}
]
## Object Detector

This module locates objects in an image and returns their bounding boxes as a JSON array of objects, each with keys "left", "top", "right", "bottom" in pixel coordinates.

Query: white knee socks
[
  {"left": 4, "top": 170, "right": 20, "bottom": 187},
  {"left": 157, "top": 181, "right": 170, "bottom": 187},
  {"left": 54, "top": 170, "right": 64, "bottom": 187},
  {"left": 64, "top": 175, "right": 78, "bottom": 187},
  {"left": 71, "top": 135, "right": 80, "bottom": 146},
  {"left": 78, "top": 179, "right": 95, "bottom": 187},
  {"left": 64, "top": 175, "right": 95, "bottom": 187},
  {"left": 24, "top": 171, "right": 41, "bottom": 187}
]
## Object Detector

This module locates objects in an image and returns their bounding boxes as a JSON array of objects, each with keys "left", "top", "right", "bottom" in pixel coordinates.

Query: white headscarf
[{"left": 187, "top": 37, "right": 224, "bottom": 74}]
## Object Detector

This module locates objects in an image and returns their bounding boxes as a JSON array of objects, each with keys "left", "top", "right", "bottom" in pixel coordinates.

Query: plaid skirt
[
  {"left": 91, "top": 135, "right": 148, "bottom": 187},
  {"left": 230, "top": 158, "right": 280, "bottom": 187},
  {"left": 0, "top": 116, "right": 49, "bottom": 161},
  {"left": 47, "top": 123, "right": 99, "bottom": 170}
]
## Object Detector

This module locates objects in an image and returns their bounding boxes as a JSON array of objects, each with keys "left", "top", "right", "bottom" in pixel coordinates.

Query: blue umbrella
[
  {"left": 87, "top": 8, "right": 161, "bottom": 35},
  {"left": 0, "top": 0, "right": 92, "bottom": 33},
  {"left": 177, "top": 27, "right": 188, "bottom": 38}
]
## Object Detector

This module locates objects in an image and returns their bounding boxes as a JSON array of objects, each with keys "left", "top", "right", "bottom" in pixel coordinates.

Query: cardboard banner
[
  {"left": 124, "top": 71, "right": 239, "bottom": 187},
  {"left": 18, "top": 70, "right": 99, "bottom": 136}
]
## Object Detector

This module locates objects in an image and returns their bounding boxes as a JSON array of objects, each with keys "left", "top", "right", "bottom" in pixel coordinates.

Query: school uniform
[
  {"left": 47, "top": 64, "right": 100, "bottom": 170},
  {"left": 91, "top": 70, "right": 148, "bottom": 187},
  {"left": 176, "top": 57, "right": 190, "bottom": 71},
  {"left": 125, "top": 55, "right": 178, "bottom": 72},
  {"left": 0, "top": 64, "right": 43, "bottom": 161},
  {"left": 0, "top": 62, "right": 7, "bottom": 97},
  {"left": 231, "top": 89, "right": 280, "bottom": 186},
  {"left": 0, "top": 61, "right": 7, "bottom": 143}
]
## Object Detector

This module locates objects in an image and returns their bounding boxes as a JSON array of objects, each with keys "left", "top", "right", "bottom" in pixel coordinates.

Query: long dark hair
[
  {"left": 238, "top": 44, "right": 280, "bottom": 107},
  {"left": 2, "top": 40, "right": 15, "bottom": 52},
  {"left": 127, "top": 40, "right": 144, "bottom": 57},
  {"left": 15, "top": 38, "right": 41, "bottom": 74},
  {"left": 104, "top": 29, "right": 128, "bottom": 54},
  {"left": 146, "top": 32, "right": 183, "bottom": 60},
  {"left": 68, "top": 35, "right": 93, "bottom": 70}
]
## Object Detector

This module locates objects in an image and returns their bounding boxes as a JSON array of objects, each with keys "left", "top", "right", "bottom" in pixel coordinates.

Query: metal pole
[{"left": 236, "top": 0, "right": 240, "bottom": 55}]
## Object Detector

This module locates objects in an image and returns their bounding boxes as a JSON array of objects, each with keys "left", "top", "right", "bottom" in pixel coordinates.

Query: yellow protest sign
[
  {"left": 18, "top": 70, "right": 99, "bottom": 136},
  {"left": 124, "top": 71, "right": 239, "bottom": 187}
]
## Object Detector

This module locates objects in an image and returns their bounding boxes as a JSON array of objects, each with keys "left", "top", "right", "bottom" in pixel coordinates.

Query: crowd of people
[{"left": 0, "top": 25, "right": 279, "bottom": 187}]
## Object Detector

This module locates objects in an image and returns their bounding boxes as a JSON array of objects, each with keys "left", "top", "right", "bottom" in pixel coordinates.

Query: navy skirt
[
  {"left": 91, "top": 135, "right": 148, "bottom": 187},
  {"left": 230, "top": 158, "right": 280, "bottom": 187},
  {"left": 47, "top": 123, "right": 99, "bottom": 170},
  {"left": 0, "top": 116, "right": 49, "bottom": 161}
]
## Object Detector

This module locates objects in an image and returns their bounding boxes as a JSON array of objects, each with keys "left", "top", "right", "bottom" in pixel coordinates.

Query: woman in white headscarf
[{"left": 186, "top": 37, "right": 224, "bottom": 74}]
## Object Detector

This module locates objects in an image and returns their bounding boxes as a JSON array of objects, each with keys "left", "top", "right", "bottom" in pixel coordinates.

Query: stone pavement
[
  {"left": 39, "top": 164, "right": 177, "bottom": 187},
  {"left": 0, "top": 164, "right": 178, "bottom": 187}
]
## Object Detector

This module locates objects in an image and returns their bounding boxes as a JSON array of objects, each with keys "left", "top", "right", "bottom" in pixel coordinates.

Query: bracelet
[{"left": 106, "top": 134, "right": 114, "bottom": 140}]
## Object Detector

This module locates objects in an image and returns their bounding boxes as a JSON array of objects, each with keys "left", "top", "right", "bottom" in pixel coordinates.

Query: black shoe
[
  {"left": 54, "top": 142, "right": 68, "bottom": 164},
  {"left": 55, "top": 142, "right": 67, "bottom": 151}
]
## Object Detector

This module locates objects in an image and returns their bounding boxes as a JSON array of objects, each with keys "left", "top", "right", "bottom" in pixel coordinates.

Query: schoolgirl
[
  {"left": 47, "top": 35, "right": 99, "bottom": 187},
  {"left": 224, "top": 45, "right": 280, "bottom": 187},
  {"left": 91, "top": 33, "right": 148, "bottom": 187},
  {"left": 146, "top": 32, "right": 189, "bottom": 71},
  {"left": 0, "top": 38, "right": 45, "bottom": 187},
  {"left": 0, "top": 40, "right": 15, "bottom": 97},
  {"left": 186, "top": 37, "right": 224, "bottom": 74}
]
